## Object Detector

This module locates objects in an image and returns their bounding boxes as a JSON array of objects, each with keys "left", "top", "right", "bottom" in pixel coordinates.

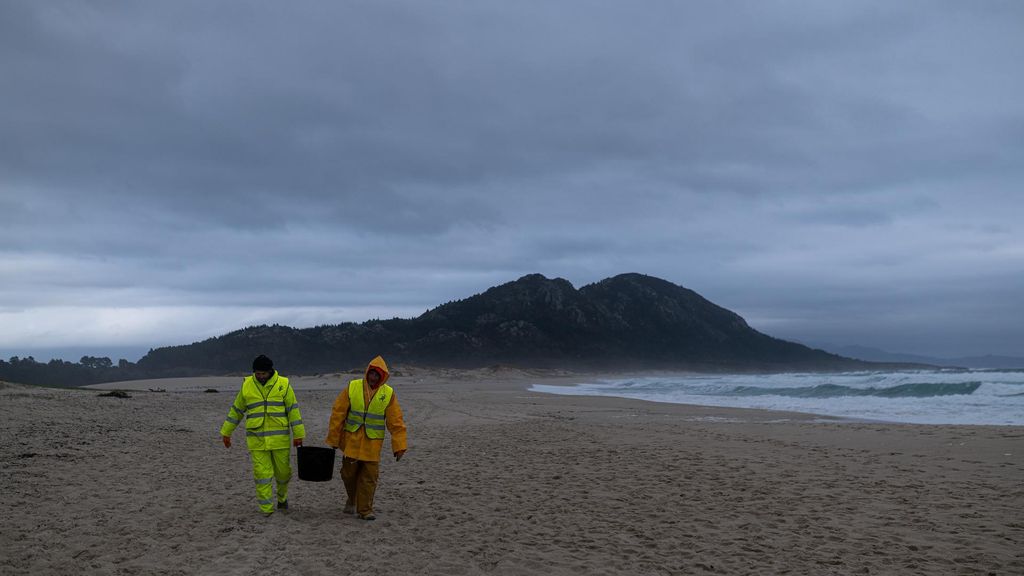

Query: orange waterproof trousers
[{"left": 341, "top": 457, "right": 380, "bottom": 517}]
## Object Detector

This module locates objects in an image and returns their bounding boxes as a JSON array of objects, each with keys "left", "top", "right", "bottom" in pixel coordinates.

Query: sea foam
[{"left": 531, "top": 369, "right": 1024, "bottom": 425}]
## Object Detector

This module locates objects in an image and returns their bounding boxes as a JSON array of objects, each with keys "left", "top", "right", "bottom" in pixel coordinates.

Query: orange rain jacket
[{"left": 326, "top": 356, "right": 408, "bottom": 462}]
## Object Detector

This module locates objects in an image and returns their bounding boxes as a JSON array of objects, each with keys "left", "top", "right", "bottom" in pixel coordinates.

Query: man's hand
[
  {"left": 293, "top": 438, "right": 304, "bottom": 447},
  {"left": 222, "top": 435, "right": 231, "bottom": 448},
  {"left": 394, "top": 450, "right": 406, "bottom": 462}
]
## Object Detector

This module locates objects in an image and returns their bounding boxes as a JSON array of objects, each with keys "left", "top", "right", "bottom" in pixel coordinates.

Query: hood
[{"left": 365, "top": 355, "right": 390, "bottom": 387}]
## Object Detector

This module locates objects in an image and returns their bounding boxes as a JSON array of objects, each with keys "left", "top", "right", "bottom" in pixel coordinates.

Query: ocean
[{"left": 531, "top": 369, "right": 1024, "bottom": 425}]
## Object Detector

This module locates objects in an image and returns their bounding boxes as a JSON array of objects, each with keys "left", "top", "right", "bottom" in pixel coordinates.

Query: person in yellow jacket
[
  {"left": 326, "top": 355, "right": 408, "bottom": 520},
  {"left": 220, "top": 355, "right": 305, "bottom": 516}
]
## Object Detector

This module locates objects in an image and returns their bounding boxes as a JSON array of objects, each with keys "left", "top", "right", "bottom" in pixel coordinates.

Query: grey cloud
[{"left": 2, "top": 1, "right": 1023, "bottom": 357}]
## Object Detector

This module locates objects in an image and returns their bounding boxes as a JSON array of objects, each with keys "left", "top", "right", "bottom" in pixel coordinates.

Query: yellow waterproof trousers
[
  {"left": 341, "top": 457, "right": 379, "bottom": 517},
  {"left": 250, "top": 449, "right": 291, "bottom": 514}
]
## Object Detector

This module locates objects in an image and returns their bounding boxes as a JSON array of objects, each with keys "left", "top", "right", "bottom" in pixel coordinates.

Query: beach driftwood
[{"left": 97, "top": 390, "right": 131, "bottom": 398}]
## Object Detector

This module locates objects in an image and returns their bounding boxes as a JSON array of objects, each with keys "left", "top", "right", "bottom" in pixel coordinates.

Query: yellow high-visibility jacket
[
  {"left": 344, "top": 379, "right": 393, "bottom": 439},
  {"left": 326, "top": 356, "right": 407, "bottom": 462},
  {"left": 220, "top": 371, "right": 305, "bottom": 451}
]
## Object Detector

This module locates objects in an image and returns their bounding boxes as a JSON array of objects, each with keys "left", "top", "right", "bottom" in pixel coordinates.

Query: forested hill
[
  {"left": 2, "top": 273, "right": 879, "bottom": 386},
  {"left": 133, "top": 273, "right": 870, "bottom": 376}
]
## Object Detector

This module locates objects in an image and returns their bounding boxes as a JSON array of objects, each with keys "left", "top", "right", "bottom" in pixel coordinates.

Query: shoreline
[
  {"left": 83, "top": 367, "right": 1023, "bottom": 428},
  {"left": 77, "top": 372, "right": 866, "bottom": 426}
]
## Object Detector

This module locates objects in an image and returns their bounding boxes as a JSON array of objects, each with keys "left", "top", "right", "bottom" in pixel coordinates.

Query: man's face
[
  {"left": 254, "top": 370, "right": 273, "bottom": 384},
  {"left": 367, "top": 369, "right": 382, "bottom": 387}
]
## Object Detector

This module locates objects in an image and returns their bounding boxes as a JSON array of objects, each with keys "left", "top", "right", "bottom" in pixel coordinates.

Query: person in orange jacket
[{"left": 326, "top": 355, "right": 408, "bottom": 520}]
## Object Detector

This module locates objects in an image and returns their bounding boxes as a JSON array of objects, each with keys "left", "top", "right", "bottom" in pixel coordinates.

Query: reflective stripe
[
  {"left": 265, "top": 411, "right": 287, "bottom": 417},
  {"left": 226, "top": 417, "right": 240, "bottom": 425},
  {"left": 231, "top": 405, "right": 246, "bottom": 416},
  {"left": 289, "top": 419, "right": 303, "bottom": 427},
  {"left": 345, "top": 417, "right": 362, "bottom": 426},
  {"left": 286, "top": 403, "right": 299, "bottom": 412},
  {"left": 246, "top": 400, "right": 284, "bottom": 408},
  {"left": 365, "top": 413, "right": 386, "bottom": 421},
  {"left": 258, "top": 498, "right": 275, "bottom": 505},
  {"left": 246, "top": 430, "right": 290, "bottom": 437},
  {"left": 365, "top": 423, "right": 386, "bottom": 430},
  {"left": 255, "top": 477, "right": 273, "bottom": 485}
]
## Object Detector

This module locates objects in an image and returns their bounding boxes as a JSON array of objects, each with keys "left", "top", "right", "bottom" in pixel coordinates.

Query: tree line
[{"left": 0, "top": 355, "right": 148, "bottom": 387}]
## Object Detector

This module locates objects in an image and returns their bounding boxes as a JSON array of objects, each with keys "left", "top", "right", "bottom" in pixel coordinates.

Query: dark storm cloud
[{"left": 2, "top": 0, "right": 1022, "bottom": 358}]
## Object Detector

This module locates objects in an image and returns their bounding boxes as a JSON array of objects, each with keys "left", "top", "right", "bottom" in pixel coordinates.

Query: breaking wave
[{"left": 725, "top": 381, "right": 982, "bottom": 398}]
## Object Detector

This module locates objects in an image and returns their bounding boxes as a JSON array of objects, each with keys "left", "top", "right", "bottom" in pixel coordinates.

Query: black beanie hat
[{"left": 252, "top": 355, "right": 274, "bottom": 372}]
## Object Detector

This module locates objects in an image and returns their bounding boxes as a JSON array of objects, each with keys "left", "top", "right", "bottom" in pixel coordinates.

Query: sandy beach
[{"left": 2, "top": 367, "right": 1022, "bottom": 575}]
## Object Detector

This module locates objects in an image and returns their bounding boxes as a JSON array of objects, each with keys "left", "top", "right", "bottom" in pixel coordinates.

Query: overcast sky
[{"left": 2, "top": 1, "right": 1023, "bottom": 362}]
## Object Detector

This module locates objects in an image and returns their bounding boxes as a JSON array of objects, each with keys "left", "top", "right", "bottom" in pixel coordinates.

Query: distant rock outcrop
[{"left": 134, "top": 273, "right": 868, "bottom": 375}]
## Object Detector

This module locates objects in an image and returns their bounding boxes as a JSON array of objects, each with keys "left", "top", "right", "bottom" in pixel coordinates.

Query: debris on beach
[
  {"left": 98, "top": 390, "right": 131, "bottom": 398},
  {"left": 204, "top": 388, "right": 219, "bottom": 393}
]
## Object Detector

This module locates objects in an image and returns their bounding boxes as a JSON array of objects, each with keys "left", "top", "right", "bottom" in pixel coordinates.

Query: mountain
[
  {"left": 132, "top": 273, "right": 872, "bottom": 376},
  {"left": 820, "top": 344, "right": 1024, "bottom": 370}
]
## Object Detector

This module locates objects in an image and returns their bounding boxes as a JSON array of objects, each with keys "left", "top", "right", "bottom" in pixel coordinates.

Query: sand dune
[{"left": 2, "top": 370, "right": 1022, "bottom": 575}]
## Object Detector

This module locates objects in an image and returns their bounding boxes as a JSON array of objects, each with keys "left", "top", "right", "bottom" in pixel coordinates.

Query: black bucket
[{"left": 297, "top": 446, "right": 336, "bottom": 482}]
